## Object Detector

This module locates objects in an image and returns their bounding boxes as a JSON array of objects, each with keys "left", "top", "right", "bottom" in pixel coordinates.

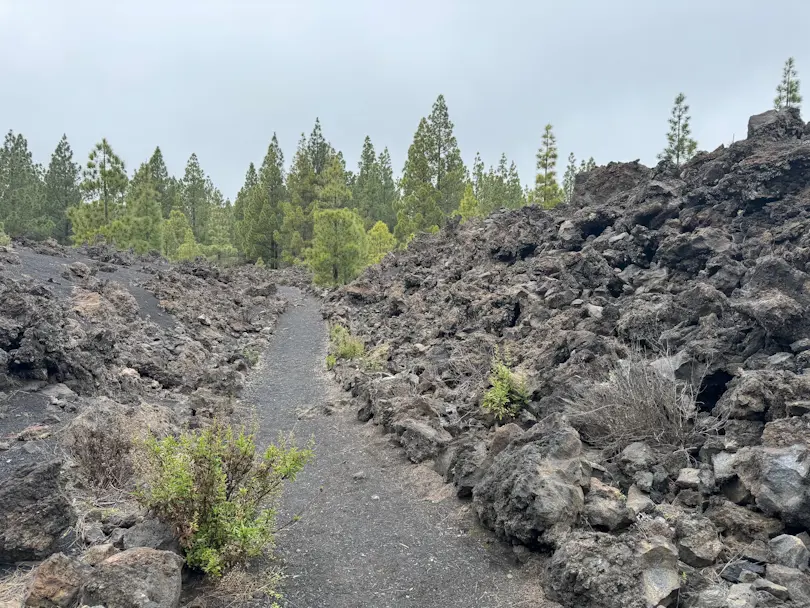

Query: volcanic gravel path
[{"left": 247, "top": 287, "right": 550, "bottom": 608}]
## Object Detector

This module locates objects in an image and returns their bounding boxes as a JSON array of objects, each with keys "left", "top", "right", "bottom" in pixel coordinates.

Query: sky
[{"left": 1, "top": 0, "right": 808, "bottom": 200}]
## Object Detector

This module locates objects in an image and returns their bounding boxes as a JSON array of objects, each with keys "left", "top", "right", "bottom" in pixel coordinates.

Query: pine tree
[
  {"left": 274, "top": 202, "right": 307, "bottom": 265},
  {"left": 43, "top": 135, "right": 81, "bottom": 242},
  {"left": 774, "top": 57, "right": 802, "bottom": 110},
  {"left": 147, "top": 147, "right": 173, "bottom": 218},
  {"left": 353, "top": 136, "right": 381, "bottom": 225},
  {"left": 123, "top": 163, "right": 163, "bottom": 253},
  {"left": 180, "top": 153, "right": 209, "bottom": 241},
  {"left": 562, "top": 152, "right": 577, "bottom": 205},
  {"left": 0, "top": 133, "right": 48, "bottom": 238},
  {"left": 454, "top": 182, "right": 482, "bottom": 223},
  {"left": 658, "top": 93, "right": 698, "bottom": 166},
  {"left": 307, "top": 118, "right": 332, "bottom": 176},
  {"left": 241, "top": 134, "right": 286, "bottom": 265},
  {"left": 81, "top": 138, "right": 127, "bottom": 224},
  {"left": 176, "top": 228, "right": 201, "bottom": 261},
  {"left": 376, "top": 148, "right": 399, "bottom": 230},
  {"left": 579, "top": 157, "right": 596, "bottom": 173},
  {"left": 534, "top": 124, "right": 562, "bottom": 208},
  {"left": 162, "top": 209, "right": 193, "bottom": 260},
  {"left": 366, "top": 220, "right": 396, "bottom": 264},
  {"left": 471, "top": 152, "right": 486, "bottom": 201},
  {"left": 306, "top": 207, "right": 367, "bottom": 286},
  {"left": 66, "top": 202, "right": 103, "bottom": 244},
  {"left": 426, "top": 94, "right": 465, "bottom": 216},
  {"left": 0, "top": 131, "right": 49, "bottom": 238},
  {"left": 475, "top": 153, "right": 523, "bottom": 215},
  {"left": 396, "top": 117, "right": 443, "bottom": 241},
  {"left": 203, "top": 204, "right": 237, "bottom": 262},
  {"left": 233, "top": 163, "right": 258, "bottom": 253},
  {"left": 287, "top": 135, "right": 318, "bottom": 210},
  {"left": 318, "top": 154, "right": 352, "bottom": 209},
  {"left": 505, "top": 161, "right": 525, "bottom": 209}
]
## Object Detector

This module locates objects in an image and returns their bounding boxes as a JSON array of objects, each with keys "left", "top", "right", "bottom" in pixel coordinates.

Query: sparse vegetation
[
  {"left": 362, "top": 342, "right": 390, "bottom": 372},
  {"left": 135, "top": 422, "right": 312, "bottom": 577},
  {"left": 65, "top": 411, "right": 135, "bottom": 489},
  {"left": 196, "top": 564, "right": 284, "bottom": 608},
  {"left": 327, "top": 324, "right": 365, "bottom": 364},
  {"left": 324, "top": 324, "right": 388, "bottom": 372},
  {"left": 774, "top": 57, "right": 802, "bottom": 110},
  {"left": 563, "top": 347, "right": 724, "bottom": 455},
  {"left": 243, "top": 346, "right": 260, "bottom": 367},
  {"left": 482, "top": 353, "right": 529, "bottom": 420}
]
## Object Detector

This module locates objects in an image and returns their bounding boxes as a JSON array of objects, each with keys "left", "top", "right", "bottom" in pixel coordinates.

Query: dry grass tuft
[
  {"left": 0, "top": 566, "right": 34, "bottom": 607},
  {"left": 195, "top": 564, "right": 284, "bottom": 608},
  {"left": 563, "top": 347, "right": 725, "bottom": 455}
]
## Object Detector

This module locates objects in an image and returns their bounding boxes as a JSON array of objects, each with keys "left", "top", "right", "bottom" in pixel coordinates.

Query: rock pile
[
  {"left": 324, "top": 109, "right": 810, "bottom": 607},
  {"left": 0, "top": 243, "right": 287, "bottom": 585}
]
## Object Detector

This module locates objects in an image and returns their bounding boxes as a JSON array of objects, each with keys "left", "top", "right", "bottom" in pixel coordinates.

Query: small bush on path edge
[{"left": 135, "top": 422, "right": 313, "bottom": 578}]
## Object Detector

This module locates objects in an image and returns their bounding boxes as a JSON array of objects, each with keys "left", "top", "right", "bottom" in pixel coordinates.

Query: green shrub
[
  {"left": 135, "top": 423, "right": 312, "bottom": 578},
  {"left": 328, "top": 324, "right": 365, "bottom": 361},
  {"left": 243, "top": 347, "right": 260, "bottom": 368},
  {"left": 482, "top": 355, "right": 529, "bottom": 420},
  {"left": 325, "top": 354, "right": 337, "bottom": 370},
  {"left": 0, "top": 222, "right": 10, "bottom": 246},
  {"left": 362, "top": 343, "right": 390, "bottom": 372}
]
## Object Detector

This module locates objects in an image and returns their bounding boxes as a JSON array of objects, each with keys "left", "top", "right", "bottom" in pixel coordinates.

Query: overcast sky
[{"left": 1, "top": 0, "right": 808, "bottom": 200}]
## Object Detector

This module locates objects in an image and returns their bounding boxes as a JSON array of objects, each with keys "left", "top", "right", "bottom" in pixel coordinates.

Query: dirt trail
[{"left": 247, "top": 287, "right": 549, "bottom": 608}]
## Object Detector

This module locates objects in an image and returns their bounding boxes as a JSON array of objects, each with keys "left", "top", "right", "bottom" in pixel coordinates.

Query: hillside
[{"left": 323, "top": 108, "right": 810, "bottom": 607}]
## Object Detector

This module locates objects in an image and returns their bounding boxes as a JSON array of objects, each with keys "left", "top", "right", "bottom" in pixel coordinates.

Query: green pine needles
[
  {"left": 774, "top": 57, "right": 802, "bottom": 110},
  {"left": 658, "top": 92, "right": 698, "bottom": 167},
  {"left": 135, "top": 423, "right": 312, "bottom": 578},
  {"left": 482, "top": 352, "right": 529, "bottom": 421}
]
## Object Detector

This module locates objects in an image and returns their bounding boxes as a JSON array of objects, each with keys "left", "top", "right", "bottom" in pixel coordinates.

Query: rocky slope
[
  {"left": 0, "top": 241, "right": 289, "bottom": 603},
  {"left": 323, "top": 108, "right": 810, "bottom": 607}
]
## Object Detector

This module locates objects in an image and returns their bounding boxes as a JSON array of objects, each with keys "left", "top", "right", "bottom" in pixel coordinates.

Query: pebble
[{"left": 353, "top": 471, "right": 367, "bottom": 481}]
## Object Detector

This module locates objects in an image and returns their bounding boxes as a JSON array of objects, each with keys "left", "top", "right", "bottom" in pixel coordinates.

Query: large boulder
[
  {"left": 769, "top": 534, "right": 810, "bottom": 571},
  {"left": 79, "top": 547, "right": 184, "bottom": 608},
  {"left": 675, "top": 515, "right": 724, "bottom": 568},
  {"left": 472, "top": 415, "right": 590, "bottom": 547},
  {"left": 23, "top": 553, "right": 90, "bottom": 608},
  {"left": 121, "top": 519, "right": 180, "bottom": 554},
  {"left": 0, "top": 460, "right": 75, "bottom": 564},
  {"left": 392, "top": 417, "right": 453, "bottom": 463},
  {"left": 734, "top": 444, "right": 810, "bottom": 529},
  {"left": 655, "top": 227, "right": 732, "bottom": 275},
  {"left": 546, "top": 531, "right": 680, "bottom": 608},
  {"left": 747, "top": 107, "right": 805, "bottom": 141}
]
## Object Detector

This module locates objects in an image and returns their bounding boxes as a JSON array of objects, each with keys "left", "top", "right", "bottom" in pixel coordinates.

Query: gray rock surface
[
  {"left": 472, "top": 415, "right": 590, "bottom": 546},
  {"left": 769, "top": 534, "right": 810, "bottom": 571},
  {"left": 0, "top": 460, "right": 75, "bottom": 564},
  {"left": 79, "top": 548, "right": 183, "bottom": 608}
]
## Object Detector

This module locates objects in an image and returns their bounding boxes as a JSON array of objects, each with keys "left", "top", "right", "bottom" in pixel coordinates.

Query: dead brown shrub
[
  {"left": 66, "top": 412, "right": 135, "bottom": 489},
  {"left": 563, "top": 347, "right": 724, "bottom": 455}
]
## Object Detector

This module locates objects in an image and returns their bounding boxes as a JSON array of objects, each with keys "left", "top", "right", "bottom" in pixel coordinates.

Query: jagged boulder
[
  {"left": 546, "top": 531, "right": 680, "bottom": 608},
  {"left": 0, "top": 460, "right": 75, "bottom": 564},
  {"left": 472, "top": 415, "right": 590, "bottom": 547},
  {"left": 23, "top": 553, "right": 90, "bottom": 608},
  {"left": 79, "top": 548, "right": 183, "bottom": 608},
  {"left": 734, "top": 444, "right": 810, "bottom": 529}
]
